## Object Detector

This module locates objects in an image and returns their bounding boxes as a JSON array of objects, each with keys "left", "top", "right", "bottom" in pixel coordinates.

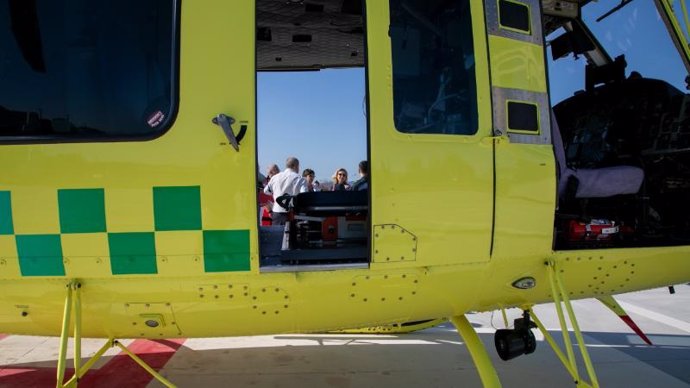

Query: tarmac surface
[{"left": 1, "top": 285, "right": 689, "bottom": 387}]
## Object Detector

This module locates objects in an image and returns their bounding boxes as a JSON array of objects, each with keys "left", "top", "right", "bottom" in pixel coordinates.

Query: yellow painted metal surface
[
  {"left": 488, "top": 1, "right": 554, "bottom": 262},
  {"left": 451, "top": 315, "right": 502, "bottom": 388},
  {"left": 372, "top": 224, "right": 417, "bottom": 263},
  {"left": 61, "top": 234, "right": 112, "bottom": 278},
  {"left": 492, "top": 144, "right": 556, "bottom": 261},
  {"left": 330, "top": 318, "right": 446, "bottom": 334},
  {"left": 488, "top": 36, "right": 548, "bottom": 93},
  {"left": 0, "top": 0, "right": 259, "bottom": 282},
  {"left": 0, "top": 0, "right": 688, "bottom": 344},
  {"left": 367, "top": 0, "right": 495, "bottom": 266}
]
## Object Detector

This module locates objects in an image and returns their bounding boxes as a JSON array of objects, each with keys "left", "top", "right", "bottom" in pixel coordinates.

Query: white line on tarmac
[{"left": 618, "top": 301, "right": 690, "bottom": 333}]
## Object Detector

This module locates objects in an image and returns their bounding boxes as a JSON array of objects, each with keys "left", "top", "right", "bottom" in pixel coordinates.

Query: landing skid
[
  {"left": 330, "top": 318, "right": 447, "bottom": 334},
  {"left": 55, "top": 280, "right": 176, "bottom": 388}
]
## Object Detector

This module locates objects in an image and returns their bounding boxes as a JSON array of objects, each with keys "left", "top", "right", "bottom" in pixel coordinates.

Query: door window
[
  {"left": 0, "top": 0, "right": 177, "bottom": 141},
  {"left": 389, "top": 0, "right": 478, "bottom": 135}
]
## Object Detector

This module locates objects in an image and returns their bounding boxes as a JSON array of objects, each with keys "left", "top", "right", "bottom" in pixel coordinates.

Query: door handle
[
  {"left": 212, "top": 114, "right": 248, "bottom": 151},
  {"left": 481, "top": 135, "right": 509, "bottom": 145}
]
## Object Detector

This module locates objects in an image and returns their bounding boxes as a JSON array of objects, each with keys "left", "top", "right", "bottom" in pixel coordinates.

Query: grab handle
[{"left": 212, "top": 114, "right": 247, "bottom": 151}]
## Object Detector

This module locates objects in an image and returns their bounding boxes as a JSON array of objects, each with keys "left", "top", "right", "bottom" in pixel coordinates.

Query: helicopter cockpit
[{"left": 544, "top": 1, "right": 690, "bottom": 249}]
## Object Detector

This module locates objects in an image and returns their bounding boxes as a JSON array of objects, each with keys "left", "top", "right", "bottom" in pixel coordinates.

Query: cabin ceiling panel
[{"left": 257, "top": 0, "right": 365, "bottom": 70}]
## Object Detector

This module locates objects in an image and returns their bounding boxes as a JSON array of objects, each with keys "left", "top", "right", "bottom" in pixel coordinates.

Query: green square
[
  {"left": 203, "top": 230, "right": 250, "bottom": 272},
  {"left": 153, "top": 186, "right": 202, "bottom": 231},
  {"left": 16, "top": 235, "right": 65, "bottom": 276},
  {"left": 108, "top": 232, "right": 158, "bottom": 275},
  {"left": 58, "top": 189, "right": 106, "bottom": 233},
  {"left": 0, "top": 191, "right": 13, "bottom": 235}
]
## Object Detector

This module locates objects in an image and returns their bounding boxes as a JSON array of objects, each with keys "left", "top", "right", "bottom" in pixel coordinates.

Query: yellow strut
[
  {"left": 529, "top": 309, "right": 577, "bottom": 379},
  {"left": 73, "top": 283, "right": 82, "bottom": 386},
  {"left": 55, "top": 281, "right": 177, "bottom": 388},
  {"left": 500, "top": 308, "right": 509, "bottom": 328},
  {"left": 113, "top": 340, "right": 177, "bottom": 388},
  {"left": 450, "top": 315, "right": 502, "bottom": 388},
  {"left": 546, "top": 262, "right": 579, "bottom": 383},
  {"left": 540, "top": 261, "right": 600, "bottom": 388},
  {"left": 63, "top": 340, "right": 113, "bottom": 387},
  {"left": 56, "top": 282, "right": 73, "bottom": 388}
]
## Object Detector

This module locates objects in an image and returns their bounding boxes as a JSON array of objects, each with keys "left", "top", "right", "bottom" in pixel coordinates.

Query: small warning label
[{"left": 147, "top": 111, "right": 165, "bottom": 128}]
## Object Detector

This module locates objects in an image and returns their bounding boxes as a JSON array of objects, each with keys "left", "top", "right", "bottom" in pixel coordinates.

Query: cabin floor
[
  {"left": 1, "top": 286, "right": 689, "bottom": 387},
  {"left": 259, "top": 191, "right": 370, "bottom": 270}
]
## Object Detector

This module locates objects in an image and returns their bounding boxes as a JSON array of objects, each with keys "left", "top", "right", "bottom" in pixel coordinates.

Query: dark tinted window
[
  {"left": 499, "top": 0, "right": 530, "bottom": 33},
  {"left": 389, "top": 0, "right": 477, "bottom": 135},
  {"left": 0, "top": 0, "right": 176, "bottom": 141},
  {"left": 507, "top": 101, "right": 538, "bottom": 132}
]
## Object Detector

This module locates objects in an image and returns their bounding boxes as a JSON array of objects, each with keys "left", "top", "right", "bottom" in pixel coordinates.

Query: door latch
[{"left": 212, "top": 114, "right": 247, "bottom": 151}]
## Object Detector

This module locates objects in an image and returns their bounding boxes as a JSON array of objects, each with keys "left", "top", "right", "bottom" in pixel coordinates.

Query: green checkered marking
[
  {"left": 203, "top": 230, "right": 250, "bottom": 272},
  {"left": 58, "top": 189, "right": 106, "bottom": 233},
  {"left": 108, "top": 232, "right": 158, "bottom": 275},
  {"left": 8, "top": 186, "right": 253, "bottom": 276},
  {"left": 153, "top": 186, "right": 202, "bottom": 231},
  {"left": 0, "top": 191, "right": 13, "bottom": 235},
  {"left": 16, "top": 235, "right": 65, "bottom": 276}
]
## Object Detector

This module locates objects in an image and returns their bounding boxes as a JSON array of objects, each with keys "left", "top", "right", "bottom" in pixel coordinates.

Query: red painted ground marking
[
  {"left": 0, "top": 338, "right": 185, "bottom": 388},
  {"left": 0, "top": 334, "right": 7, "bottom": 341},
  {"left": 0, "top": 366, "right": 70, "bottom": 387},
  {"left": 79, "top": 338, "right": 186, "bottom": 388}
]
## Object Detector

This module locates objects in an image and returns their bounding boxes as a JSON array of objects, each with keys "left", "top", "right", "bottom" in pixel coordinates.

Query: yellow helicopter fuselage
[{"left": 1, "top": 0, "right": 689, "bottom": 343}]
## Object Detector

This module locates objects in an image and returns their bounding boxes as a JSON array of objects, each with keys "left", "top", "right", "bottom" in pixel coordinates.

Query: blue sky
[
  {"left": 549, "top": 2, "right": 687, "bottom": 102},
  {"left": 258, "top": 69, "right": 366, "bottom": 184},
  {"left": 258, "top": 2, "right": 688, "bottom": 183}
]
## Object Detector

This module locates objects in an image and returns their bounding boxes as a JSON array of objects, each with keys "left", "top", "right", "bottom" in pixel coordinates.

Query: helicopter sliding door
[
  {"left": 484, "top": 0, "right": 556, "bottom": 261},
  {"left": 366, "top": 0, "right": 495, "bottom": 265}
]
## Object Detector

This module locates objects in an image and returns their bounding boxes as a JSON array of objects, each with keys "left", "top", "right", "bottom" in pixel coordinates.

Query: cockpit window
[
  {"left": 548, "top": 2, "right": 690, "bottom": 250},
  {"left": 389, "top": 0, "right": 478, "bottom": 135},
  {"left": 548, "top": 2, "right": 686, "bottom": 103},
  {"left": 0, "top": 0, "right": 177, "bottom": 142}
]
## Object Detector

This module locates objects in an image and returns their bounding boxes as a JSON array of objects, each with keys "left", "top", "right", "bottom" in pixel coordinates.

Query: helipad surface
[{"left": 1, "top": 285, "right": 689, "bottom": 387}]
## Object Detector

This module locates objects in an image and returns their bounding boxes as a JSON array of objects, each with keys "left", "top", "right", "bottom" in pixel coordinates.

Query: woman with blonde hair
[{"left": 331, "top": 168, "right": 351, "bottom": 191}]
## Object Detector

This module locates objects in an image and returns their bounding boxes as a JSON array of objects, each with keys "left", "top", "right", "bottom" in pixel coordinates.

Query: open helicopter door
[
  {"left": 484, "top": 0, "right": 557, "bottom": 261},
  {"left": 366, "top": 0, "right": 495, "bottom": 265}
]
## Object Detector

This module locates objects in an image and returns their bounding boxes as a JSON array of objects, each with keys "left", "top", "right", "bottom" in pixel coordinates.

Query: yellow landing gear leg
[
  {"left": 529, "top": 261, "right": 600, "bottom": 388},
  {"left": 56, "top": 281, "right": 80, "bottom": 388},
  {"left": 450, "top": 315, "right": 502, "bottom": 388},
  {"left": 55, "top": 281, "right": 177, "bottom": 388}
]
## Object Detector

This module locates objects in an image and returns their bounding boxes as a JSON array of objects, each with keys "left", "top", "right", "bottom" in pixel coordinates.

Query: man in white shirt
[{"left": 264, "top": 157, "right": 307, "bottom": 225}]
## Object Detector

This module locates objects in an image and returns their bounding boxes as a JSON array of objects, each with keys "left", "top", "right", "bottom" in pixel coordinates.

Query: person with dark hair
[
  {"left": 264, "top": 157, "right": 307, "bottom": 225},
  {"left": 258, "top": 173, "right": 273, "bottom": 226},
  {"left": 302, "top": 168, "right": 317, "bottom": 192},
  {"left": 351, "top": 160, "right": 368, "bottom": 191},
  {"left": 258, "top": 163, "right": 281, "bottom": 225}
]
